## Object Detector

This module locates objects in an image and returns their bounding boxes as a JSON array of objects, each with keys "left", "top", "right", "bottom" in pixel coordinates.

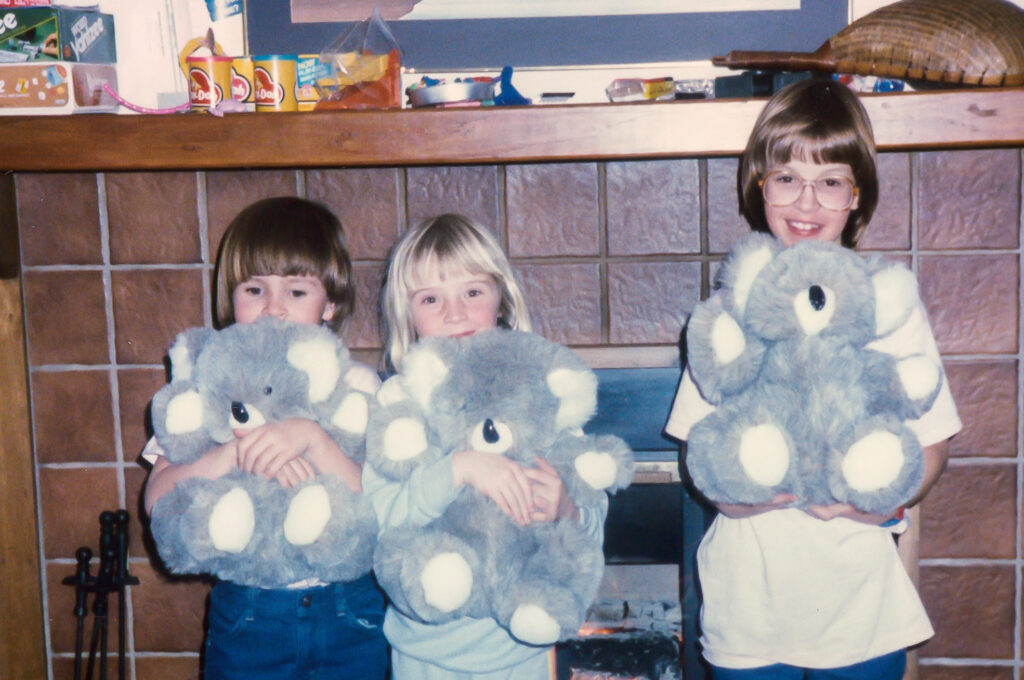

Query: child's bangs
[
  {"left": 405, "top": 235, "right": 498, "bottom": 290},
  {"left": 768, "top": 120, "right": 862, "bottom": 168},
  {"left": 233, "top": 237, "right": 327, "bottom": 283}
]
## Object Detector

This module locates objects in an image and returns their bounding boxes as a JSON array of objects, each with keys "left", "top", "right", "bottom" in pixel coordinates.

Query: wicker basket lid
[{"left": 713, "top": 0, "right": 1024, "bottom": 86}]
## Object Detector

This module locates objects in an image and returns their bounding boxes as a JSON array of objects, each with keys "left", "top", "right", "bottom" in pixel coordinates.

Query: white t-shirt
[{"left": 666, "top": 302, "right": 961, "bottom": 669}]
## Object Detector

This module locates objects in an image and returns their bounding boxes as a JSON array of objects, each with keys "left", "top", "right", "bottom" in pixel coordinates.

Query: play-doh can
[
  {"left": 186, "top": 54, "right": 233, "bottom": 111},
  {"left": 253, "top": 54, "right": 298, "bottom": 112},
  {"left": 231, "top": 56, "right": 254, "bottom": 110},
  {"left": 297, "top": 54, "right": 320, "bottom": 111}
]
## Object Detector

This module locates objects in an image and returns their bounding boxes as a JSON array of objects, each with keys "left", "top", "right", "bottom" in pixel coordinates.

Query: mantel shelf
[{"left": 3, "top": 88, "right": 1023, "bottom": 172}]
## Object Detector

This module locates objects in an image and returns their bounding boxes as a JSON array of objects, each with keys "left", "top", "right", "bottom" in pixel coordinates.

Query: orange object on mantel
[{"left": 315, "top": 48, "right": 402, "bottom": 110}]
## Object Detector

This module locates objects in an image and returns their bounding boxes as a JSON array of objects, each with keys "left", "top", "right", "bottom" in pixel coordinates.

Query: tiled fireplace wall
[{"left": 13, "top": 149, "right": 1023, "bottom": 679}]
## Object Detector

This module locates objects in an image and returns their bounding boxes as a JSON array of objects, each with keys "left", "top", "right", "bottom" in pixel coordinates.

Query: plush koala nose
[{"left": 808, "top": 285, "right": 826, "bottom": 311}]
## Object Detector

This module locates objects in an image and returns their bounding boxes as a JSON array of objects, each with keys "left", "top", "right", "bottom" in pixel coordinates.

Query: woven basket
[{"left": 713, "top": 0, "right": 1024, "bottom": 86}]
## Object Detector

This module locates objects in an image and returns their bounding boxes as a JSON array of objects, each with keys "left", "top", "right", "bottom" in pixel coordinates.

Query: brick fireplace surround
[{"left": 1, "top": 91, "right": 1022, "bottom": 679}]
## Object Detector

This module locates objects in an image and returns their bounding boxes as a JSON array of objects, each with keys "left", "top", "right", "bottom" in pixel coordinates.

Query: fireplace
[{"left": 557, "top": 367, "right": 712, "bottom": 680}]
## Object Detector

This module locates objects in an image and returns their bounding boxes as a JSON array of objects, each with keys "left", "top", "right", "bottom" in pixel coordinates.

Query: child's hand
[
  {"left": 273, "top": 457, "right": 318, "bottom": 489},
  {"left": 235, "top": 418, "right": 362, "bottom": 492},
  {"left": 803, "top": 502, "right": 894, "bottom": 525},
  {"left": 452, "top": 450, "right": 533, "bottom": 526},
  {"left": 714, "top": 493, "right": 798, "bottom": 519},
  {"left": 524, "top": 457, "right": 579, "bottom": 523}
]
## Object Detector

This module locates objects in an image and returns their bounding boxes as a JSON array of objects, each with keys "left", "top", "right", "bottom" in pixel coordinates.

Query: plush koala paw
[
  {"left": 509, "top": 604, "right": 561, "bottom": 646},
  {"left": 842, "top": 430, "right": 904, "bottom": 492},
  {"left": 573, "top": 451, "right": 619, "bottom": 490},
  {"left": 382, "top": 417, "right": 429, "bottom": 462},
  {"left": 283, "top": 484, "right": 332, "bottom": 546},
  {"left": 738, "top": 424, "right": 790, "bottom": 487},
  {"left": 420, "top": 552, "right": 473, "bottom": 613},
  {"left": 896, "top": 355, "right": 941, "bottom": 410},
  {"left": 331, "top": 392, "right": 369, "bottom": 435},
  {"left": 208, "top": 487, "right": 256, "bottom": 553}
]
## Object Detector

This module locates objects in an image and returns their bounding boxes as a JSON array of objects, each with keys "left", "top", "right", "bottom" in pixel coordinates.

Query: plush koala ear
[
  {"left": 287, "top": 335, "right": 341, "bottom": 403},
  {"left": 402, "top": 346, "right": 449, "bottom": 409},
  {"left": 872, "top": 265, "right": 920, "bottom": 337},
  {"left": 167, "top": 327, "right": 214, "bottom": 382},
  {"left": 164, "top": 389, "right": 204, "bottom": 434},
  {"left": 728, "top": 241, "right": 775, "bottom": 317},
  {"left": 546, "top": 368, "right": 598, "bottom": 430}
]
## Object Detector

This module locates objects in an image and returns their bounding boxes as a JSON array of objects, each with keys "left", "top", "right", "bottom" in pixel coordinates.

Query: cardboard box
[
  {"left": 0, "top": 6, "right": 116, "bottom": 63},
  {"left": 0, "top": 61, "right": 118, "bottom": 114}
]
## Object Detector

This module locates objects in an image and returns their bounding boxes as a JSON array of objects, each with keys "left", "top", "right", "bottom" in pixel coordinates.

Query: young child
[
  {"left": 365, "top": 213, "right": 605, "bottom": 679},
  {"left": 143, "top": 196, "right": 387, "bottom": 680},
  {"left": 665, "top": 80, "right": 961, "bottom": 679}
]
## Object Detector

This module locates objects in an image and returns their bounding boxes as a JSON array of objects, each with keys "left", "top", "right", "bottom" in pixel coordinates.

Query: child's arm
[
  {"left": 235, "top": 418, "right": 362, "bottom": 492},
  {"left": 143, "top": 440, "right": 239, "bottom": 514},
  {"left": 452, "top": 449, "right": 535, "bottom": 526}
]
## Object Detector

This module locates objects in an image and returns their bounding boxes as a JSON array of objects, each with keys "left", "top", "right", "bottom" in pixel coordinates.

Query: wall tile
[
  {"left": 944, "top": 361, "right": 1017, "bottom": 458},
  {"left": 111, "top": 269, "right": 205, "bottom": 365},
  {"left": 38, "top": 468, "right": 119, "bottom": 559},
  {"left": 919, "top": 667, "right": 1015, "bottom": 680},
  {"left": 118, "top": 368, "right": 168, "bottom": 462},
  {"left": 507, "top": 164, "right": 599, "bottom": 257},
  {"left": 515, "top": 263, "right": 601, "bottom": 345},
  {"left": 124, "top": 466, "right": 149, "bottom": 559},
  {"left": 307, "top": 168, "right": 402, "bottom": 260},
  {"left": 205, "top": 170, "right": 299, "bottom": 253},
  {"left": 129, "top": 562, "right": 209, "bottom": 653},
  {"left": 608, "top": 262, "right": 699, "bottom": 345},
  {"left": 107, "top": 173, "right": 200, "bottom": 264},
  {"left": 46, "top": 562, "right": 119, "bottom": 654},
  {"left": 23, "top": 270, "right": 108, "bottom": 366},
  {"left": 17, "top": 173, "right": 101, "bottom": 266},
  {"left": 406, "top": 165, "right": 500, "bottom": 232},
  {"left": 133, "top": 656, "right": 201, "bottom": 680},
  {"left": 919, "top": 565, "right": 1015, "bottom": 658},
  {"left": 919, "top": 254, "right": 1018, "bottom": 355},
  {"left": 860, "top": 153, "right": 911, "bottom": 251},
  {"left": 707, "top": 157, "right": 748, "bottom": 254},
  {"left": 32, "top": 369, "right": 115, "bottom": 464},
  {"left": 918, "top": 149, "right": 1020, "bottom": 250},
  {"left": 607, "top": 160, "right": 700, "bottom": 256},
  {"left": 345, "top": 263, "right": 386, "bottom": 350},
  {"left": 920, "top": 464, "right": 1016, "bottom": 559}
]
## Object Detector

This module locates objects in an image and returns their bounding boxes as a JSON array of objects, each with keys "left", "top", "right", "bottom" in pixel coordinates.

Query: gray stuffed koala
[
  {"left": 148, "top": 318, "right": 378, "bottom": 587},
  {"left": 685, "top": 233, "right": 943, "bottom": 514},
  {"left": 366, "top": 329, "right": 634, "bottom": 646}
]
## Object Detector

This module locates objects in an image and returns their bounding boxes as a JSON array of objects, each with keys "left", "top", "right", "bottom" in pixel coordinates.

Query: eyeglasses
[{"left": 759, "top": 170, "right": 858, "bottom": 211}]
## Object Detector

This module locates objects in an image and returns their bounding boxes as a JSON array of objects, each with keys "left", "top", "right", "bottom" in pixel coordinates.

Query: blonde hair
[
  {"left": 214, "top": 197, "right": 354, "bottom": 333},
  {"left": 739, "top": 79, "right": 879, "bottom": 248},
  {"left": 381, "top": 214, "right": 531, "bottom": 371}
]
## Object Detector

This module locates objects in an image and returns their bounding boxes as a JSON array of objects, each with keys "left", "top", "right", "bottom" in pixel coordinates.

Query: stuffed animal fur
[
  {"left": 148, "top": 318, "right": 378, "bottom": 587},
  {"left": 366, "top": 329, "right": 634, "bottom": 646},
  {"left": 685, "top": 233, "right": 943, "bottom": 514}
]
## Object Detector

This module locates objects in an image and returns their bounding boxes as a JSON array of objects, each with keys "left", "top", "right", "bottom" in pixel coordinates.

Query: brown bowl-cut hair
[
  {"left": 738, "top": 79, "right": 879, "bottom": 248},
  {"left": 213, "top": 197, "right": 354, "bottom": 333}
]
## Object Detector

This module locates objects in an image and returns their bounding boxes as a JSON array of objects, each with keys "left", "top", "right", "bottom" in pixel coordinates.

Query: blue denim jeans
[
  {"left": 710, "top": 650, "right": 906, "bottom": 680},
  {"left": 204, "top": 575, "right": 388, "bottom": 680}
]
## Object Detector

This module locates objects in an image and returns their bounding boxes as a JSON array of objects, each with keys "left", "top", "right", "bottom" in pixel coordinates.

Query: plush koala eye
[
  {"left": 792, "top": 284, "right": 836, "bottom": 335},
  {"left": 230, "top": 401, "right": 266, "bottom": 431},
  {"left": 263, "top": 386, "right": 273, "bottom": 396},
  {"left": 470, "top": 418, "right": 514, "bottom": 454}
]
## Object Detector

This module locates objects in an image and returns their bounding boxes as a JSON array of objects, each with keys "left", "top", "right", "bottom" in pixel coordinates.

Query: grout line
[{"left": 1016, "top": 146, "right": 1023, "bottom": 680}]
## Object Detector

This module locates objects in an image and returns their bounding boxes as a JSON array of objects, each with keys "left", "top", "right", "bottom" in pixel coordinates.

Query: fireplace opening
[{"left": 555, "top": 367, "right": 714, "bottom": 680}]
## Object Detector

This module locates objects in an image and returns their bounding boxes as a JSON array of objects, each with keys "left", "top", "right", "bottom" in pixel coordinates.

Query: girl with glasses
[{"left": 666, "top": 79, "right": 961, "bottom": 680}]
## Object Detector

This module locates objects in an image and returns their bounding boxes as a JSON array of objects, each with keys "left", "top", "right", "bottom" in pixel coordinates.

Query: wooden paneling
[
  {"left": 1, "top": 88, "right": 1023, "bottom": 172},
  {"left": 0, "top": 174, "right": 45, "bottom": 680}
]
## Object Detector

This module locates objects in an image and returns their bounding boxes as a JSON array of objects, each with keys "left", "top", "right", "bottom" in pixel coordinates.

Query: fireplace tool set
[{"left": 62, "top": 510, "right": 140, "bottom": 680}]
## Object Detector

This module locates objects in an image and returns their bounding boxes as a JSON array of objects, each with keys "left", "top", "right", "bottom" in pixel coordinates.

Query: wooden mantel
[{"left": 2, "top": 87, "right": 1024, "bottom": 172}]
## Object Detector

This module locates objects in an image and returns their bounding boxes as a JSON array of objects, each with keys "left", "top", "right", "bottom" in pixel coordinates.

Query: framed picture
[
  {"left": 248, "top": 0, "right": 847, "bottom": 70},
  {"left": 291, "top": 0, "right": 799, "bottom": 23}
]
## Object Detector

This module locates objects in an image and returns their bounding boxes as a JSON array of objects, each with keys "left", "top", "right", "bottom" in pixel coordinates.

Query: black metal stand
[{"left": 63, "top": 510, "right": 140, "bottom": 680}]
